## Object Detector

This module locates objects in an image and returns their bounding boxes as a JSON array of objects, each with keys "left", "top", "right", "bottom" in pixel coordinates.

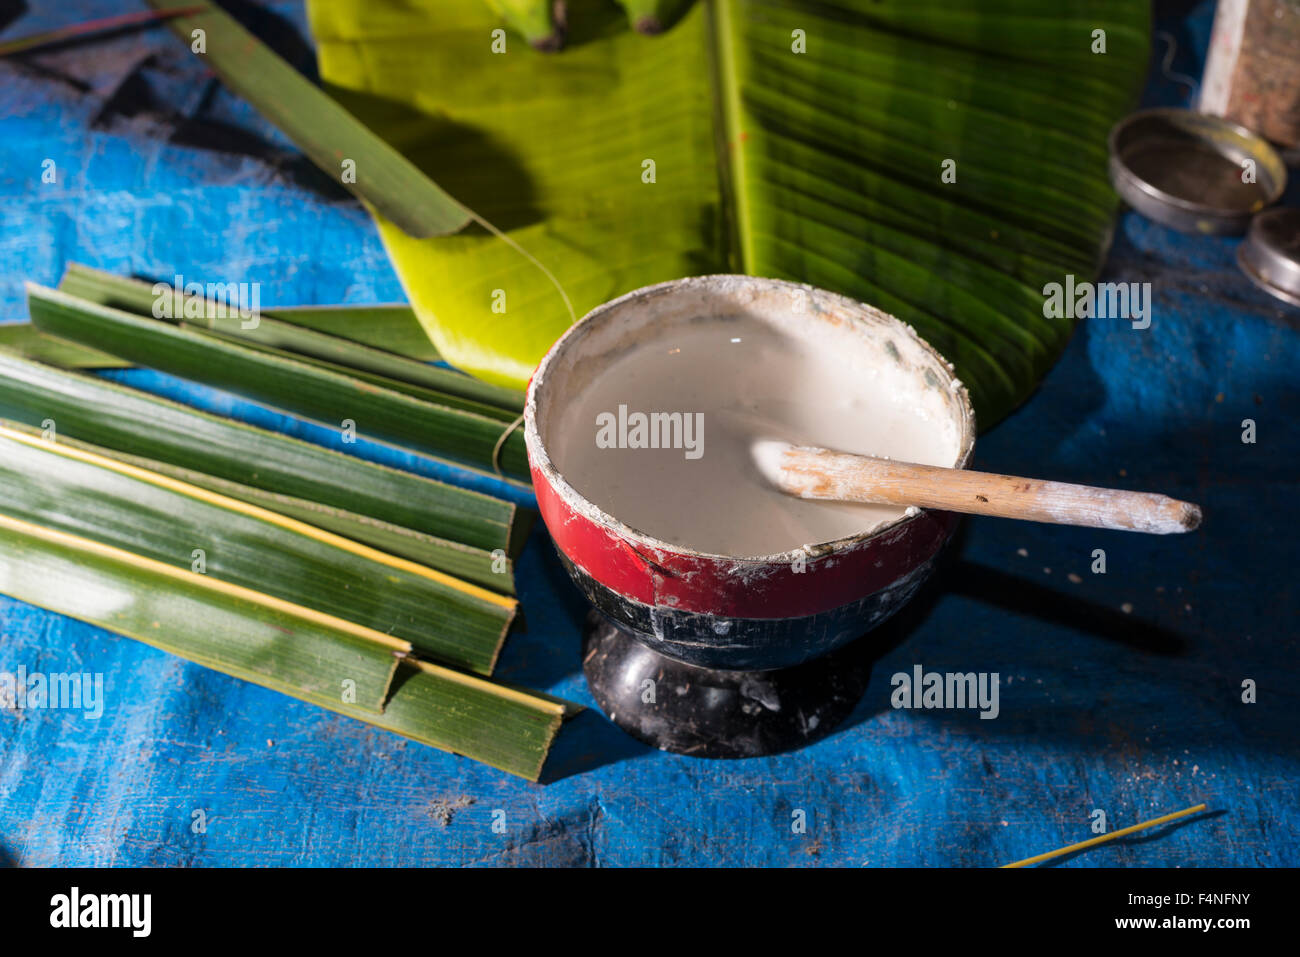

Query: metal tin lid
[
  {"left": 1237, "top": 208, "right": 1300, "bottom": 308},
  {"left": 1108, "top": 108, "right": 1287, "bottom": 236}
]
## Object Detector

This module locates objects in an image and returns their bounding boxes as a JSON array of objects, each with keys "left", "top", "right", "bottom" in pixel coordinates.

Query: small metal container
[
  {"left": 1237, "top": 208, "right": 1300, "bottom": 308},
  {"left": 1108, "top": 108, "right": 1287, "bottom": 236}
]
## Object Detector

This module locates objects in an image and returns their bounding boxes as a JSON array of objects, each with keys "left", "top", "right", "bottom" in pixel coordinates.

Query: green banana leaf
[
  {"left": 0, "top": 512, "right": 407, "bottom": 715},
  {"left": 259, "top": 303, "right": 435, "bottom": 359},
  {"left": 0, "top": 425, "right": 518, "bottom": 674},
  {"left": 186, "top": 321, "right": 520, "bottom": 420},
  {"left": 0, "top": 512, "right": 574, "bottom": 779},
  {"left": 0, "top": 353, "right": 528, "bottom": 558},
  {"left": 0, "top": 308, "right": 436, "bottom": 369},
  {"left": 305, "top": 0, "right": 1148, "bottom": 426},
  {"left": 26, "top": 284, "right": 530, "bottom": 482},
  {"left": 0, "top": 322, "right": 128, "bottom": 368},
  {"left": 0, "top": 8, "right": 201, "bottom": 57},
  {"left": 56, "top": 264, "right": 513, "bottom": 405},
  {"left": 0, "top": 420, "right": 516, "bottom": 594},
  {"left": 57, "top": 262, "right": 437, "bottom": 360},
  {"left": 3, "top": 273, "right": 435, "bottom": 372},
  {"left": 121, "top": 463, "right": 520, "bottom": 595},
  {"left": 332, "top": 658, "right": 575, "bottom": 780}
]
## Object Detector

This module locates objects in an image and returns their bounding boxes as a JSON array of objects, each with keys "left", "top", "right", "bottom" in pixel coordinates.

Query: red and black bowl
[{"left": 525, "top": 275, "right": 975, "bottom": 675}]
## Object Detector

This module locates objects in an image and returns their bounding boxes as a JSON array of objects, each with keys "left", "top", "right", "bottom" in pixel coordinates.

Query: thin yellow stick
[{"left": 1001, "top": 803, "right": 1208, "bottom": 868}]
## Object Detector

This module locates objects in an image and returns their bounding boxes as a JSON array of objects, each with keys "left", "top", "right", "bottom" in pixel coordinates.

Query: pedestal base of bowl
[{"left": 581, "top": 610, "right": 874, "bottom": 758}]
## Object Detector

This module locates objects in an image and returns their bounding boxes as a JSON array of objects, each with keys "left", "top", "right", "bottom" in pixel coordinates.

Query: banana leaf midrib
[{"left": 711, "top": 0, "right": 749, "bottom": 274}]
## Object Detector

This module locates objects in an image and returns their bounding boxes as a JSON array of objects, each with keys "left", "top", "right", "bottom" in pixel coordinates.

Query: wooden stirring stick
[{"left": 753, "top": 442, "right": 1202, "bottom": 535}]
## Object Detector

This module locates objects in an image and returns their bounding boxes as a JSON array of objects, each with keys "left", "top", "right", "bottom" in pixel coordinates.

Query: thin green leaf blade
[
  {"left": 190, "top": 319, "right": 523, "bottom": 413},
  {"left": 0, "top": 514, "right": 573, "bottom": 779},
  {"left": 26, "top": 284, "right": 529, "bottom": 480},
  {"left": 0, "top": 513, "right": 407, "bottom": 714},
  {"left": 0, "top": 352, "right": 526, "bottom": 555},
  {"left": 0, "top": 322, "right": 128, "bottom": 368},
  {"left": 184, "top": 321, "right": 521, "bottom": 420},
  {"left": 143, "top": 0, "right": 470, "bottom": 237},
  {"left": 57, "top": 263, "right": 437, "bottom": 360},
  {"left": 1, "top": 421, "right": 517, "bottom": 594},
  {"left": 0, "top": 427, "right": 518, "bottom": 674},
  {"left": 346, "top": 659, "right": 574, "bottom": 780},
  {"left": 265, "top": 303, "right": 437, "bottom": 359}
]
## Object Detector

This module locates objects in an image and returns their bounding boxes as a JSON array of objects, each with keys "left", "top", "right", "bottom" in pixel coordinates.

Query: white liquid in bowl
[{"left": 548, "top": 313, "right": 963, "bottom": 558}]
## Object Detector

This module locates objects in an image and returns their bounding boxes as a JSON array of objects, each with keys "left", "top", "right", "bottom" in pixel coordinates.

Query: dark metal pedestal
[{"left": 581, "top": 610, "right": 876, "bottom": 758}]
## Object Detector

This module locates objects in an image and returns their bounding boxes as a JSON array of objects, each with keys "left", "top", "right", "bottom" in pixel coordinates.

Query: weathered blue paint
[{"left": 0, "top": 1, "right": 1295, "bottom": 867}]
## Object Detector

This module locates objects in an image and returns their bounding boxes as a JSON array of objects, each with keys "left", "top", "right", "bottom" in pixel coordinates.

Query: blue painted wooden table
[{"left": 0, "top": 1, "right": 1295, "bottom": 867}]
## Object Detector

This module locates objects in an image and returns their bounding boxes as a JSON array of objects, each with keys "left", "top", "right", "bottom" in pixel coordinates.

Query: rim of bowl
[{"left": 524, "top": 274, "right": 977, "bottom": 564}]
